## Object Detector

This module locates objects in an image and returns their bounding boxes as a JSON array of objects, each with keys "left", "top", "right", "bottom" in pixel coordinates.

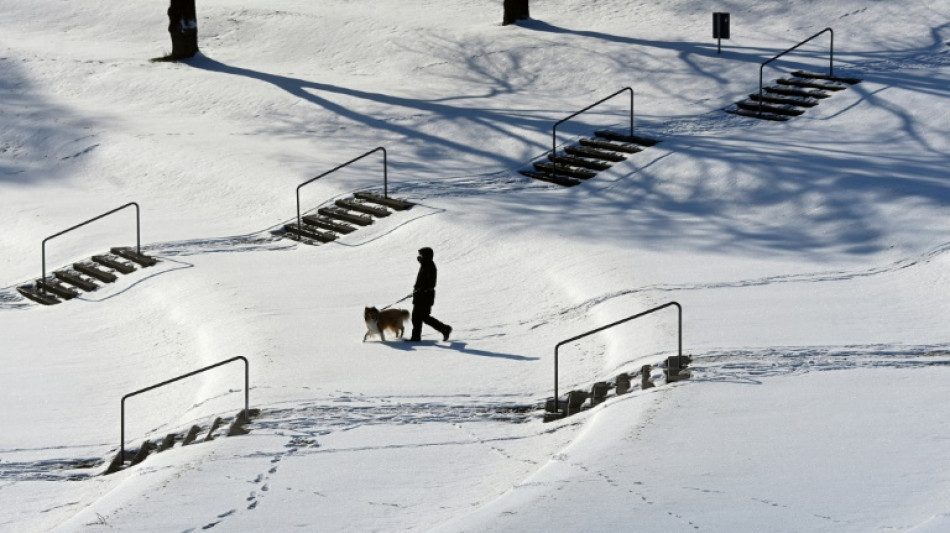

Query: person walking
[{"left": 409, "top": 247, "right": 452, "bottom": 342}]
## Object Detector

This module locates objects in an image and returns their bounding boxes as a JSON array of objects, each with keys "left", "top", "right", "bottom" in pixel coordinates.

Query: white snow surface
[{"left": 1, "top": 0, "right": 949, "bottom": 531}]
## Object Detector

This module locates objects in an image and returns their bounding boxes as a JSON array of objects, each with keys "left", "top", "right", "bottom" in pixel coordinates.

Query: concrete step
[
  {"left": 129, "top": 440, "right": 155, "bottom": 467},
  {"left": 564, "top": 145, "right": 627, "bottom": 162},
  {"left": 792, "top": 70, "right": 862, "bottom": 85},
  {"left": 54, "top": 270, "right": 98, "bottom": 291},
  {"left": 532, "top": 162, "right": 597, "bottom": 180},
  {"left": 17, "top": 285, "right": 60, "bottom": 305},
  {"left": 594, "top": 130, "right": 660, "bottom": 146},
  {"left": 778, "top": 77, "right": 846, "bottom": 91},
  {"left": 92, "top": 255, "right": 136, "bottom": 274},
  {"left": 227, "top": 408, "right": 261, "bottom": 436},
  {"left": 203, "top": 417, "right": 225, "bottom": 442},
  {"left": 156, "top": 433, "right": 177, "bottom": 452},
  {"left": 302, "top": 215, "right": 356, "bottom": 234},
  {"left": 318, "top": 207, "right": 374, "bottom": 226},
  {"left": 664, "top": 355, "right": 694, "bottom": 383},
  {"left": 763, "top": 85, "right": 829, "bottom": 99},
  {"left": 353, "top": 192, "right": 414, "bottom": 211},
  {"left": 74, "top": 262, "right": 118, "bottom": 283},
  {"left": 579, "top": 138, "right": 643, "bottom": 154},
  {"left": 548, "top": 154, "right": 612, "bottom": 171},
  {"left": 110, "top": 247, "right": 158, "bottom": 267},
  {"left": 589, "top": 381, "right": 610, "bottom": 407},
  {"left": 182, "top": 425, "right": 202, "bottom": 446},
  {"left": 35, "top": 278, "right": 81, "bottom": 299},
  {"left": 283, "top": 223, "right": 337, "bottom": 243},
  {"left": 543, "top": 390, "right": 590, "bottom": 420},
  {"left": 747, "top": 92, "right": 819, "bottom": 107},
  {"left": 336, "top": 198, "right": 391, "bottom": 218},
  {"left": 736, "top": 101, "right": 806, "bottom": 116},
  {"left": 726, "top": 108, "right": 790, "bottom": 121},
  {"left": 519, "top": 169, "right": 581, "bottom": 187}
]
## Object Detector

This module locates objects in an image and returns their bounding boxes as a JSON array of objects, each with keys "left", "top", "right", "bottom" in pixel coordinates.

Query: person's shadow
[{"left": 388, "top": 340, "right": 538, "bottom": 361}]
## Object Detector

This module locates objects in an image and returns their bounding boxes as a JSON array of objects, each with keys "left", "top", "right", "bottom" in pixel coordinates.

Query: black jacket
[{"left": 413, "top": 258, "right": 437, "bottom": 306}]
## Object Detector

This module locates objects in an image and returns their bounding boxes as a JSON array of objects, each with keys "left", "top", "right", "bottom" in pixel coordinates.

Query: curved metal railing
[
  {"left": 119, "top": 356, "right": 250, "bottom": 460},
  {"left": 552, "top": 87, "right": 634, "bottom": 155},
  {"left": 295, "top": 147, "right": 388, "bottom": 231},
  {"left": 758, "top": 28, "right": 834, "bottom": 116},
  {"left": 41, "top": 202, "right": 141, "bottom": 293},
  {"left": 551, "top": 302, "right": 682, "bottom": 415}
]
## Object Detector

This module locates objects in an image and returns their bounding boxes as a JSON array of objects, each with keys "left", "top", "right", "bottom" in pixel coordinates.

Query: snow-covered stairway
[
  {"left": 104, "top": 408, "right": 261, "bottom": 475},
  {"left": 102, "top": 395, "right": 542, "bottom": 475},
  {"left": 16, "top": 247, "right": 158, "bottom": 306},
  {"left": 543, "top": 355, "right": 692, "bottom": 422},
  {"left": 283, "top": 191, "right": 413, "bottom": 245},
  {"left": 521, "top": 130, "right": 660, "bottom": 187},
  {"left": 727, "top": 70, "right": 862, "bottom": 121}
]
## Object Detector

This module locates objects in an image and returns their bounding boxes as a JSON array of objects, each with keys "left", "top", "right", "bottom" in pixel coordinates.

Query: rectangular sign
[{"left": 713, "top": 12, "right": 730, "bottom": 39}]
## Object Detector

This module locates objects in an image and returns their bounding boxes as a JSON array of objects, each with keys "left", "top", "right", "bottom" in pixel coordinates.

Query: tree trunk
[
  {"left": 502, "top": 0, "right": 530, "bottom": 26},
  {"left": 166, "top": 0, "right": 198, "bottom": 60}
]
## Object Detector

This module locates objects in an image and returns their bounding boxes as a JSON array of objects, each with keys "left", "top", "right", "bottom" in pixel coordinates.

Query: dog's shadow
[{"left": 385, "top": 340, "right": 539, "bottom": 361}]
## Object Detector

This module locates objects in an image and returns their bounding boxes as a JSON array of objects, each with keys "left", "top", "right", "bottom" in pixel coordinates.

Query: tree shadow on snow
[
  {"left": 185, "top": 54, "right": 556, "bottom": 169},
  {"left": 466, "top": 21, "right": 950, "bottom": 260},
  {"left": 516, "top": 18, "right": 773, "bottom": 74},
  {"left": 0, "top": 59, "right": 100, "bottom": 185}
]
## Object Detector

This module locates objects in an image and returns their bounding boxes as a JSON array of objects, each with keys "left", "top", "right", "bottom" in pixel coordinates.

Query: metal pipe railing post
[
  {"left": 552, "top": 302, "right": 682, "bottom": 416},
  {"left": 757, "top": 28, "right": 834, "bottom": 117},
  {"left": 629, "top": 88, "right": 635, "bottom": 139},
  {"left": 40, "top": 202, "right": 140, "bottom": 293},
  {"left": 829, "top": 29, "right": 835, "bottom": 76},
  {"left": 120, "top": 355, "right": 249, "bottom": 461},
  {"left": 552, "top": 87, "right": 634, "bottom": 156},
  {"left": 554, "top": 344, "right": 560, "bottom": 411},
  {"left": 295, "top": 147, "right": 387, "bottom": 231},
  {"left": 677, "top": 303, "right": 683, "bottom": 357},
  {"left": 383, "top": 148, "right": 389, "bottom": 198}
]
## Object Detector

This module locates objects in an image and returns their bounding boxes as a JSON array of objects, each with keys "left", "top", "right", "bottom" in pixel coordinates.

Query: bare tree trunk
[
  {"left": 166, "top": 0, "right": 198, "bottom": 60},
  {"left": 502, "top": 0, "right": 530, "bottom": 25}
]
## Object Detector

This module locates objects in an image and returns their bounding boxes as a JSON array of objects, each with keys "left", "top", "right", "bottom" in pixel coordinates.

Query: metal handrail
[
  {"left": 120, "top": 356, "right": 249, "bottom": 460},
  {"left": 758, "top": 28, "right": 834, "bottom": 116},
  {"left": 552, "top": 302, "right": 682, "bottom": 414},
  {"left": 552, "top": 87, "right": 634, "bottom": 155},
  {"left": 41, "top": 202, "right": 140, "bottom": 293},
  {"left": 295, "top": 147, "right": 387, "bottom": 231}
]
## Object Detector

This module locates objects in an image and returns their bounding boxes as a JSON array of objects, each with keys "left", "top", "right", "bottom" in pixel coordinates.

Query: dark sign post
[{"left": 713, "top": 12, "right": 730, "bottom": 54}]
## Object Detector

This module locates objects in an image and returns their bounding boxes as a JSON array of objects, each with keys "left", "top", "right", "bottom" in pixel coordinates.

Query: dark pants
[{"left": 411, "top": 303, "right": 449, "bottom": 340}]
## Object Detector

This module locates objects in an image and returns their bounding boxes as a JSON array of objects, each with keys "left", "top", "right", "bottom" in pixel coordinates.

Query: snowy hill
[{"left": 1, "top": 0, "right": 949, "bottom": 531}]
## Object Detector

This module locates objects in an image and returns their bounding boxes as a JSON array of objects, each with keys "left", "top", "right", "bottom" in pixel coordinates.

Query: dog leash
[{"left": 380, "top": 292, "right": 415, "bottom": 310}]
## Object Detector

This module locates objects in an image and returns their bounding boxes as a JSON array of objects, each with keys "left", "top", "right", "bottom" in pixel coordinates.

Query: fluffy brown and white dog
[{"left": 363, "top": 306, "right": 410, "bottom": 342}]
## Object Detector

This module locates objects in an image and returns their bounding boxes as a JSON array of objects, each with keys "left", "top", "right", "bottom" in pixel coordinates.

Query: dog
[{"left": 363, "top": 306, "right": 410, "bottom": 342}]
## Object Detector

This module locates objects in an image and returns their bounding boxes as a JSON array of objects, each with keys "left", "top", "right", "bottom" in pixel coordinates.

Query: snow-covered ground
[{"left": 1, "top": 0, "right": 949, "bottom": 531}]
